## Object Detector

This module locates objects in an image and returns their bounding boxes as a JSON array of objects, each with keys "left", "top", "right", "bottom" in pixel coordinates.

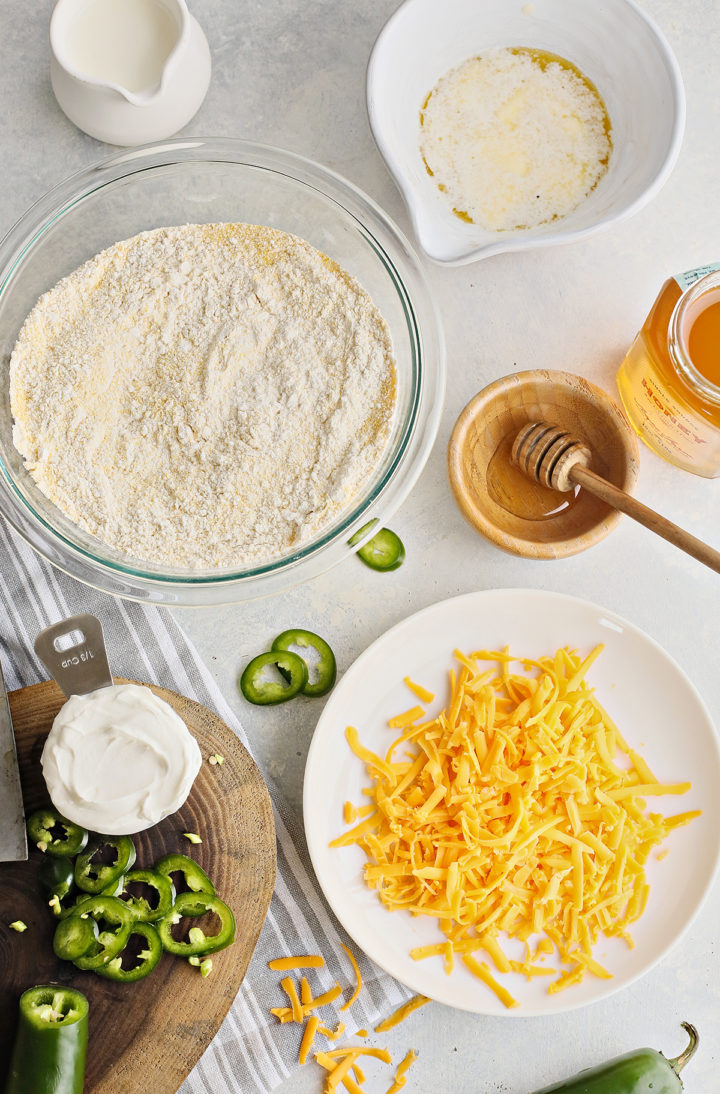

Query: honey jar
[{"left": 616, "top": 264, "right": 720, "bottom": 476}]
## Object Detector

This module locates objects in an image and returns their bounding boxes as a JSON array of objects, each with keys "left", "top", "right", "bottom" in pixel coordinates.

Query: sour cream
[{"left": 41, "top": 683, "right": 202, "bottom": 834}]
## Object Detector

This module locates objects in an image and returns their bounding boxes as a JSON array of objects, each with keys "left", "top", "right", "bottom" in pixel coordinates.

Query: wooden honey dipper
[{"left": 511, "top": 422, "right": 720, "bottom": 575}]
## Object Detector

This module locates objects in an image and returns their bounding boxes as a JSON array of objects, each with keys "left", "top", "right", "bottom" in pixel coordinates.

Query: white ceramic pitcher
[{"left": 50, "top": 0, "right": 211, "bottom": 146}]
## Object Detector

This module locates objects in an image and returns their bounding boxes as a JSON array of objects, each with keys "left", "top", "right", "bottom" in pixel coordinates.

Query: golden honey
[
  {"left": 486, "top": 433, "right": 582, "bottom": 520},
  {"left": 616, "top": 265, "right": 720, "bottom": 477}
]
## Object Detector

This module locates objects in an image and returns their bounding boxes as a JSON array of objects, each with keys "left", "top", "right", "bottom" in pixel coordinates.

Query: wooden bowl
[{"left": 447, "top": 370, "right": 640, "bottom": 559}]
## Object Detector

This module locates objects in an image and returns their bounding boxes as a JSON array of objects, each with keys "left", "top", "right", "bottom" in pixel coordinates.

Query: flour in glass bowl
[{"left": 9, "top": 223, "right": 397, "bottom": 569}]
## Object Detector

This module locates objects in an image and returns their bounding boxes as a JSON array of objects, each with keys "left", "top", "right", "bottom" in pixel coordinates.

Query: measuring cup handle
[{"left": 34, "top": 613, "right": 114, "bottom": 697}]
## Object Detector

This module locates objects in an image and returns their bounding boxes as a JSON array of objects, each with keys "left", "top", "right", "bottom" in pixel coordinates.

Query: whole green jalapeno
[
  {"left": 4, "top": 985, "right": 89, "bottom": 1094},
  {"left": 531, "top": 1023, "right": 698, "bottom": 1094}
]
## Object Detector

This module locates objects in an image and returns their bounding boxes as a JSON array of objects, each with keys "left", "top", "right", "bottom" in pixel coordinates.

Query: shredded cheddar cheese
[
  {"left": 461, "top": 954, "right": 519, "bottom": 1008},
  {"left": 269, "top": 951, "right": 423, "bottom": 1091},
  {"left": 324, "top": 1048, "right": 393, "bottom": 1062},
  {"left": 316, "top": 1048, "right": 393, "bottom": 1094},
  {"left": 332, "top": 645, "right": 700, "bottom": 1004},
  {"left": 268, "top": 955, "right": 325, "bottom": 971},
  {"left": 386, "top": 1049, "right": 418, "bottom": 1093},
  {"left": 339, "top": 943, "right": 362, "bottom": 1011},
  {"left": 309, "top": 986, "right": 344, "bottom": 1009},
  {"left": 404, "top": 677, "right": 435, "bottom": 704},
  {"left": 299, "top": 1015, "right": 320, "bottom": 1064},
  {"left": 281, "top": 976, "right": 303, "bottom": 1023},
  {"left": 374, "top": 994, "right": 431, "bottom": 1031},
  {"left": 272, "top": 984, "right": 343, "bottom": 1023},
  {"left": 318, "top": 1021, "right": 346, "bottom": 1040},
  {"left": 388, "top": 705, "right": 426, "bottom": 729}
]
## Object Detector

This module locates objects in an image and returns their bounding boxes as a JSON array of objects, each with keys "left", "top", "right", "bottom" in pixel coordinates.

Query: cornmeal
[{"left": 10, "top": 223, "right": 397, "bottom": 569}]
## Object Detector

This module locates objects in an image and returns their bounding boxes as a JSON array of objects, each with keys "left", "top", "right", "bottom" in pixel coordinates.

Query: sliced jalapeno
[
  {"left": 99, "top": 873, "right": 127, "bottom": 899},
  {"left": 158, "top": 891, "right": 235, "bottom": 956},
  {"left": 74, "top": 834, "right": 136, "bottom": 894},
  {"left": 59, "top": 894, "right": 97, "bottom": 921},
  {"left": 240, "top": 650, "right": 308, "bottom": 705},
  {"left": 69, "top": 895, "right": 134, "bottom": 971},
  {"left": 271, "top": 629, "right": 337, "bottom": 698},
  {"left": 351, "top": 523, "right": 405, "bottom": 572},
  {"left": 5, "top": 985, "right": 88, "bottom": 1094},
  {"left": 26, "top": 808, "right": 88, "bottom": 857},
  {"left": 96, "top": 921, "right": 163, "bottom": 983},
  {"left": 60, "top": 878, "right": 126, "bottom": 918},
  {"left": 113, "top": 868, "right": 176, "bottom": 922},
  {"left": 39, "top": 855, "right": 76, "bottom": 912},
  {"left": 53, "top": 914, "right": 99, "bottom": 961},
  {"left": 348, "top": 518, "right": 379, "bottom": 546},
  {"left": 154, "top": 853, "right": 215, "bottom": 896}
]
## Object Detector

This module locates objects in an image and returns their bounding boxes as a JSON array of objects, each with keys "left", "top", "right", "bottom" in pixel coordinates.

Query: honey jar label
[
  {"left": 621, "top": 363, "right": 720, "bottom": 467},
  {"left": 618, "top": 266, "right": 720, "bottom": 476},
  {"left": 674, "top": 261, "right": 720, "bottom": 293}
]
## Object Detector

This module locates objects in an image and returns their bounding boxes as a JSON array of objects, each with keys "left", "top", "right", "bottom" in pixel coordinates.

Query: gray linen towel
[{"left": 0, "top": 520, "right": 411, "bottom": 1092}]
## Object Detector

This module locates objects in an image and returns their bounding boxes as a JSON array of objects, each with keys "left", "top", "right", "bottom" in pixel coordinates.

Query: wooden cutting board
[{"left": 0, "top": 678, "right": 277, "bottom": 1093}]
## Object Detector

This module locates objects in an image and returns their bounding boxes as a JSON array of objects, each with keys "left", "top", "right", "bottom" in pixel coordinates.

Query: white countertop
[{"left": 1, "top": 1, "right": 718, "bottom": 1090}]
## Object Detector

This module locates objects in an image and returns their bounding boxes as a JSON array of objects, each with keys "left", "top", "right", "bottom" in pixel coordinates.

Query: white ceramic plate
[{"left": 304, "top": 589, "right": 720, "bottom": 1015}]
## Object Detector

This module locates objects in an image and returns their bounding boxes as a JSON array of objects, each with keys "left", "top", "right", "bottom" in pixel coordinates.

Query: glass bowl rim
[{"left": 0, "top": 137, "right": 445, "bottom": 605}]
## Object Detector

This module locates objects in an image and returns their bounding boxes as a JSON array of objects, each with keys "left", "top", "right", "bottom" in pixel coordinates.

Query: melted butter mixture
[{"left": 420, "top": 47, "right": 612, "bottom": 231}]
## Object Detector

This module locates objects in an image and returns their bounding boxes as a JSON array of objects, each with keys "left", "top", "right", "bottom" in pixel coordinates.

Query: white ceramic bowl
[{"left": 367, "top": 0, "right": 685, "bottom": 264}]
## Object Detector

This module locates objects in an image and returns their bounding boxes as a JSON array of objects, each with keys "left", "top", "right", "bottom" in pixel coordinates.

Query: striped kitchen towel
[{"left": 0, "top": 520, "right": 411, "bottom": 1093}]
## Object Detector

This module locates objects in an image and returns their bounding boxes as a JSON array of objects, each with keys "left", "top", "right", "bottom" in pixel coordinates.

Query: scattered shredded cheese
[
  {"left": 318, "top": 1022, "right": 346, "bottom": 1041},
  {"left": 339, "top": 943, "right": 362, "bottom": 1010},
  {"left": 272, "top": 984, "right": 343, "bottom": 1023},
  {"left": 386, "top": 1049, "right": 418, "bottom": 1093},
  {"left": 315, "top": 1054, "right": 361, "bottom": 1094},
  {"left": 269, "top": 952, "right": 421, "bottom": 1091},
  {"left": 332, "top": 645, "right": 699, "bottom": 1004},
  {"left": 316, "top": 1047, "right": 393, "bottom": 1094},
  {"left": 281, "top": 976, "right": 303, "bottom": 1024},
  {"left": 311, "top": 986, "right": 343, "bottom": 1010},
  {"left": 299, "top": 1015, "right": 321, "bottom": 1065},
  {"left": 375, "top": 995, "right": 431, "bottom": 1032},
  {"left": 268, "top": 955, "right": 325, "bottom": 971}
]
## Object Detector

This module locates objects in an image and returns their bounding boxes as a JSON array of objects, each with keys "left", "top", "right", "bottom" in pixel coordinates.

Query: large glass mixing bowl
[{"left": 0, "top": 139, "right": 444, "bottom": 604}]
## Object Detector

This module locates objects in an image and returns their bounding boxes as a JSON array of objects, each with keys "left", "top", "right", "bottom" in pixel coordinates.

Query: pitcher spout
[
  {"left": 49, "top": 0, "right": 211, "bottom": 144},
  {"left": 51, "top": 0, "right": 189, "bottom": 98},
  {"left": 117, "top": 81, "right": 164, "bottom": 107}
]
